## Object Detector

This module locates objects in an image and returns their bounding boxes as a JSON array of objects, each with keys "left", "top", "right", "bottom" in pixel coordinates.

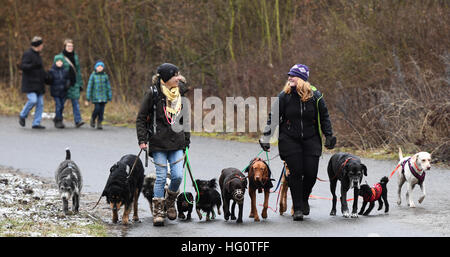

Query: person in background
[
  {"left": 18, "top": 36, "right": 48, "bottom": 129},
  {"left": 61, "top": 39, "right": 85, "bottom": 128},
  {"left": 86, "top": 61, "right": 112, "bottom": 130},
  {"left": 260, "top": 64, "right": 336, "bottom": 221},
  {"left": 48, "top": 54, "right": 70, "bottom": 129}
]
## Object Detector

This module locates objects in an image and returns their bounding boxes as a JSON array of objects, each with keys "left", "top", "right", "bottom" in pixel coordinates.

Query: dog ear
[
  {"left": 361, "top": 164, "right": 367, "bottom": 176},
  {"left": 209, "top": 178, "right": 217, "bottom": 189}
]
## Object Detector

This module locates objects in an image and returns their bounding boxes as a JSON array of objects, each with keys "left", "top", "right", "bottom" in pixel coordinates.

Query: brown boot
[
  {"left": 165, "top": 189, "right": 179, "bottom": 220},
  {"left": 152, "top": 198, "right": 165, "bottom": 226}
]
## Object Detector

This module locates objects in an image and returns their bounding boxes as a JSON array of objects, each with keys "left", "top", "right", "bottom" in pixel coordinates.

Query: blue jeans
[
  {"left": 54, "top": 97, "right": 65, "bottom": 120},
  {"left": 152, "top": 150, "right": 184, "bottom": 198},
  {"left": 65, "top": 98, "right": 82, "bottom": 123},
  {"left": 20, "top": 92, "right": 44, "bottom": 126},
  {"left": 91, "top": 102, "right": 106, "bottom": 122}
]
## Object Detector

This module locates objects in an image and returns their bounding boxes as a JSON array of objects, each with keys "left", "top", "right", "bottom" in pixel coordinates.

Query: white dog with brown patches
[{"left": 397, "top": 148, "right": 431, "bottom": 208}]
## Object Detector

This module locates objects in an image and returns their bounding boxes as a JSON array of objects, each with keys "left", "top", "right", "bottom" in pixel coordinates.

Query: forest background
[{"left": 0, "top": 0, "right": 448, "bottom": 162}]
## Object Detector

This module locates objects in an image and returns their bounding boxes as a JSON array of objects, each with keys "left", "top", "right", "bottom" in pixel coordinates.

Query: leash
[
  {"left": 91, "top": 149, "right": 143, "bottom": 210},
  {"left": 183, "top": 146, "right": 200, "bottom": 205}
]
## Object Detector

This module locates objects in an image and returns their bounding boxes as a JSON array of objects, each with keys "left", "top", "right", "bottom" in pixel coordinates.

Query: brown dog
[
  {"left": 279, "top": 162, "right": 294, "bottom": 216},
  {"left": 244, "top": 158, "right": 274, "bottom": 221}
]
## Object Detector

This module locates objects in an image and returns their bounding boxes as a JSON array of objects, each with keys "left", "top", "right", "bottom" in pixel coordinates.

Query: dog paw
[
  {"left": 343, "top": 211, "right": 350, "bottom": 218},
  {"left": 397, "top": 200, "right": 401, "bottom": 206},
  {"left": 236, "top": 218, "right": 243, "bottom": 223},
  {"left": 409, "top": 202, "right": 416, "bottom": 208},
  {"left": 330, "top": 210, "right": 336, "bottom": 216},
  {"left": 254, "top": 216, "right": 260, "bottom": 222},
  {"left": 418, "top": 196, "right": 425, "bottom": 204},
  {"left": 231, "top": 215, "right": 236, "bottom": 220},
  {"left": 351, "top": 213, "right": 358, "bottom": 218}
]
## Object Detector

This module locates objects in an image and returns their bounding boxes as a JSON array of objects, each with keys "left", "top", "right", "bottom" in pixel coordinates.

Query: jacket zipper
[{"left": 300, "top": 100, "right": 304, "bottom": 138}]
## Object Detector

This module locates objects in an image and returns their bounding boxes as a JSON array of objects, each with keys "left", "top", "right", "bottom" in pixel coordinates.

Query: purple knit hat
[{"left": 287, "top": 64, "right": 309, "bottom": 81}]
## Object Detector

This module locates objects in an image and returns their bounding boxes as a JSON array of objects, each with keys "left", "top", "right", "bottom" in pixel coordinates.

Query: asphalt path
[{"left": 1, "top": 115, "right": 449, "bottom": 237}]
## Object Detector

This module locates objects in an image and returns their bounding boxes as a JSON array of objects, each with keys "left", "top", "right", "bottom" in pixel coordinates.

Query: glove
[
  {"left": 324, "top": 135, "right": 337, "bottom": 150},
  {"left": 259, "top": 139, "right": 270, "bottom": 152}
]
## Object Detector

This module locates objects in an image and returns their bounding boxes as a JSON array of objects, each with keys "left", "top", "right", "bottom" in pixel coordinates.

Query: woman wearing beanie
[
  {"left": 136, "top": 63, "right": 190, "bottom": 226},
  {"left": 260, "top": 64, "right": 336, "bottom": 221},
  {"left": 61, "top": 39, "right": 85, "bottom": 128}
]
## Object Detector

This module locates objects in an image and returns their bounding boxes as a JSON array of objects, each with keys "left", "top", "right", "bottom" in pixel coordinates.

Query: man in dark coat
[{"left": 18, "top": 36, "right": 48, "bottom": 129}]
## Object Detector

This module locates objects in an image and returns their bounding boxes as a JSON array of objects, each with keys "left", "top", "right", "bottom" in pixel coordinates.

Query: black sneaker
[
  {"left": 32, "top": 125, "right": 46, "bottom": 129},
  {"left": 19, "top": 116, "right": 25, "bottom": 127},
  {"left": 75, "top": 121, "right": 85, "bottom": 128}
]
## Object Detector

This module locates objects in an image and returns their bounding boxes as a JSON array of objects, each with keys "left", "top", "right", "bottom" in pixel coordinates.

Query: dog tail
[
  {"left": 65, "top": 148, "right": 71, "bottom": 160},
  {"left": 398, "top": 147, "right": 403, "bottom": 160}
]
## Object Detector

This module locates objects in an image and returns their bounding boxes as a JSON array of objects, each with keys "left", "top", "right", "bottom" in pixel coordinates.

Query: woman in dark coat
[
  {"left": 136, "top": 63, "right": 190, "bottom": 226},
  {"left": 260, "top": 64, "right": 336, "bottom": 221}
]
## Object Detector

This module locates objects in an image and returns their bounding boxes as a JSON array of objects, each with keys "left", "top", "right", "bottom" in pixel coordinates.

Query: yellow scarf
[{"left": 160, "top": 82, "right": 181, "bottom": 115}]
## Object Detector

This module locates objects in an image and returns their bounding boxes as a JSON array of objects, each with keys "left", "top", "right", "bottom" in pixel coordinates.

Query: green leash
[{"left": 183, "top": 147, "right": 200, "bottom": 205}]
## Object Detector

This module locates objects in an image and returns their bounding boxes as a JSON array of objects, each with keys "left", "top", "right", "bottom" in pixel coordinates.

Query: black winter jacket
[
  {"left": 20, "top": 48, "right": 48, "bottom": 94},
  {"left": 48, "top": 64, "right": 69, "bottom": 98},
  {"left": 262, "top": 87, "right": 333, "bottom": 157},
  {"left": 136, "top": 79, "right": 190, "bottom": 152}
]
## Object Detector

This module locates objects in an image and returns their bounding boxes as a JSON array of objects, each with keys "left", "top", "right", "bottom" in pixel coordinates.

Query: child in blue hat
[{"left": 86, "top": 61, "right": 112, "bottom": 129}]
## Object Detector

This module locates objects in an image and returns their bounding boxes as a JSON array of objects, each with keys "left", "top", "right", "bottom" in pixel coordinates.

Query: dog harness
[
  {"left": 365, "top": 183, "right": 383, "bottom": 202},
  {"left": 401, "top": 157, "right": 426, "bottom": 185}
]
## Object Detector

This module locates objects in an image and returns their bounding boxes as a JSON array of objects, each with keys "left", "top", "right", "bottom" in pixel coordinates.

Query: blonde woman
[{"left": 260, "top": 64, "right": 336, "bottom": 221}]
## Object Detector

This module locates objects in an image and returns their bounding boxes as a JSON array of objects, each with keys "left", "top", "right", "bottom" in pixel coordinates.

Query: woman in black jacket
[
  {"left": 260, "top": 64, "right": 336, "bottom": 221},
  {"left": 136, "top": 63, "right": 190, "bottom": 226}
]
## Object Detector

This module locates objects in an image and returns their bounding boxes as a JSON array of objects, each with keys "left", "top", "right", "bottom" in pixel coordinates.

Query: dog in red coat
[{"left": 358, "top": 176, "right": 389, "bottom": 216}]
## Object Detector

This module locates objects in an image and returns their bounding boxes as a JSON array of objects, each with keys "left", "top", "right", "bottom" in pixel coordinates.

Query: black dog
[
  {"left": 101, "top": 154, "right": 144, "bottom": 224},
  {"left": 194, "top": 178, "right": 222, "bottom": 221},
  {"left": 328, "top": 153, "right": 367, "bottom": 218},
  {"left": 358, "top": 176, "right": 389, "bottom": 216},
  {"left": 219, "top": 168, "right": 247, "bottom": 223},
  {"left": 177, "top": 192, "right": 194, "bottom": 220},
  {"left": 55, "top": 148, "right": 82, "bottom": 215}
]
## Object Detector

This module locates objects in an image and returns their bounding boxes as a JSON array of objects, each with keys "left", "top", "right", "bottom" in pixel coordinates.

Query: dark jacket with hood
[
  {"left": 262, "top": 86, "right": 333, "bottom": 158},
  {"left": 48, "top": 64, "right": 69, "bottom": 98},
  {"left": 136, "top": 75, "right": 190, "bottom": 152},
  {"left": 20, "top": 48, "right": 48, "bottom": 94}
]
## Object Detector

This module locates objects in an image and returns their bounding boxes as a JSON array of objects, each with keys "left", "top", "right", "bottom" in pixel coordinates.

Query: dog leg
[
  {"left": 340, "top": 186, "right": 350, "bottom": 218},
  {"left": 196, "top": 208, "right": 203, "bottom": 220},
  {"left": 249, "top": 188, "right": 259, "bottom": 221},
  {"left": 261, "top": 189, "right": 269, "bottom": 219},
  {"left": 363, "top": 202, "right": 375, "bottom": 216},
  {"left": 397, "top": 173, "right": 406, "bottom": 206},
  {"left": 279, "top": 176, "right": 288, "bottom": 215},
  {"left": 231, "top": 201, "right": 237, "bottom": 220},
  {"left": 406, "top": 182, "right": 415, "bottom": 208},
  {"left": 133, "top": 189, "right": 139, "bottom": 222},
  {"left": 358, "top": 201, "right": 367, "bottom": 215},
  {"left": 329, "top": 180, "right": 337, "bottom": 216},
  {"left": 112, "top": 209, "right": 119, "bottom": 224},
  {"left": 187, "top": 210, "right": 192, "bottom": 220},
  {"left": 223, "top": 197, "right": 231, "bottom": 221},
  {"left": 62, "top": 197, "right": 69, "bottom": 215},
  {"left": 122, "top": 205, "right": 131, "bottom": 225},
  {"left": 351, "top": 188, "right": 359, "bottom": 218},
  {"left": 237, "top": 203, "right": 243, "bottom": 223},
  {"left": 418, "top": 183, "right": 426, "bottom": 204},
  {"left": 72, "top": 194, "right": 79, "bottom": 214}
]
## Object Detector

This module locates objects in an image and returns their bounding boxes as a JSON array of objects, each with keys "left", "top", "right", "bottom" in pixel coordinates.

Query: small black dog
[
  {"left": 177, "top": 192, "right": 194, "bottom": 220},
  {"left": 102, "top": 154, "right": 144, "bottom": 224},
  {"left": 358, "top": 176, "right": 389, "bottom": 216},
  {"left": 194, "top": 178, "right": 222, "bottom": 221},
  {"left": 142, "top": 172, "right": 171, "bottom": 213},
  {"left": 219, "top": 168, "right": 247, "bottom": 223},
  {"left": 55, "top": 148, "right": 83, "bottom": 215},
  {"left": 328, "top": 152, "right": 367, "bottom": 218}
]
